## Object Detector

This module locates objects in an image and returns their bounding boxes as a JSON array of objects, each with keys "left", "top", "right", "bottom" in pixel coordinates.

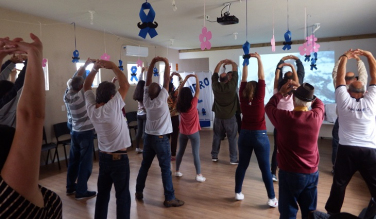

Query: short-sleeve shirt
[
  {"left": 239, "top": 80, "right": 266, "bottom": 130},
  {"left": 179, "top": 97, "right": 201, "bottom": 135},
  {"left": 143, "top": 86, "right": 172, "bottom": 135},
  {"left": 0, "top": 176, "right": 62, "bottom": 219},
  {"left": 273, "top": 88, "right": 294, "bottom": 111},
  {"left": 336, "top": 85, "right": 376, "bottom": 148},
  {"left": 85, "top": 91, "right": 131, "bottom": 152}
]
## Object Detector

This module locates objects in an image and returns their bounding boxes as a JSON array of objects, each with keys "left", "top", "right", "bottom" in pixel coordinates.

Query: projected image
[{"left": 238, "top": 51, "right": 335, "bottom": 104}]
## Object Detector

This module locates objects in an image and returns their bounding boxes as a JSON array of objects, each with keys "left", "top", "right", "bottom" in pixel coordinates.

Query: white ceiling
[{"left": 1, "top": 0, "right": 375, "bottom": 50}]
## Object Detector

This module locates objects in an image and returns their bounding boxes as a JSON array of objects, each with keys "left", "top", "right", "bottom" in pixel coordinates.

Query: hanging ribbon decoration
[
  {"left": 131, "top": 66, "right": 138, "bottom": 81},
  {"left": 153, "top": 67, "right": 159, "bottom": 76},
  {"left": 101, "top": 30, "right": 111, "bottom": 60},
  {"left": 138, "top": 1, "right": 158, "bottom": 39},
  {"left": 137, "top": 58, "right": 143, "bottom": 67},
  {"left": 242, "top": 41, "right": 250, "bottom": 66},
  {"left": 199, "top": 0, "right": 212, "bottom": 50},
  {"left": 71, "top": 22, "right": 80, "bottom": 63},
  {"left": 271, "top": 4, "right": 276, "bottom": 52},
  {"left": 42, "top": 58, "right": 48, "bottom": 67},
  {"left": 118, "top": 60, "right": 124, "bottom": 71},
  {"left": 310, "top": 52, "right": 318, "bottom": 70},
  {"left": 282, "top": 0, "right": 292, "bottom": 50}
]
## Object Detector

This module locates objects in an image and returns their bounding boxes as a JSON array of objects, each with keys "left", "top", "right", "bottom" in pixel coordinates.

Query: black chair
[
  {"left": 41, "top": 127, "right": 61, "bottom": 170},
  {"left": 125, "top": 111, "right": 138, "bottom": 147},
  {"left": 53, "top": 122, "right": 71, "bottom": 167}
]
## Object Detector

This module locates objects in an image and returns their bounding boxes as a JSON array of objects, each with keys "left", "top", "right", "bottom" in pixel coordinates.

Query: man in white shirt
[
  {"left": 83, "top": 60, "right": 131, "bottom": 219},
  {"left": 325, "top": 49, "right": 376, "bottom": 215},
  {"left": 135, "top": 56, "right": 184, "bottom": 207}
]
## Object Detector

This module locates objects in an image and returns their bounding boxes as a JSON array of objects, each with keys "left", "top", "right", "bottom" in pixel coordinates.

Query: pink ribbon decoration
[
  {"left": 42, "top": 58, "right": 47, "bottom": 67},
  {"left": 101, "top": 53, "right": 110, "bottom": 61},
  {"left": 137, "top": 58, "right": 143, "bottom": 67},
  {"left": 307, "top": 34, "right": 320, "bottom": 52},
  {"left": 199, "top": 27, "right": 212, "bottom": 50},
  {"left": 271, "top": 35, "right": 275, "bottom": 52},
  {"left": 298, "top": 42, "right": 313, "bottom": 56}
]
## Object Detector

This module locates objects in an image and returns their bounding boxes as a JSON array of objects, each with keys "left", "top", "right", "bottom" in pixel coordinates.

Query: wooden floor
[{"left": 39, "top": 129, "right": 370, "bottom": 219}]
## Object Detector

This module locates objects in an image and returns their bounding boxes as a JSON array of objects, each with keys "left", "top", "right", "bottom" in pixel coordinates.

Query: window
[
  {"left": 126, "top": 64, "right": 141, "bottom": 85},
  {"left": 75, "top": 62, "right": 101, "bottom": 88},
  {"left": 15, "top": 61, "right": 50, "bottom": 90}
]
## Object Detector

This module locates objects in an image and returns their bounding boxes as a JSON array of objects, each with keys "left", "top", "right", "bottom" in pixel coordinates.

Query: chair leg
[
  {"left": 45, "top": 150, "right": 50, "bottom": 166},
  {"left": 63, "top": 145, "right": 68, "bottom": 167},
  {"left": 55, "top": 148, "right": 61, "bottom": 170}
]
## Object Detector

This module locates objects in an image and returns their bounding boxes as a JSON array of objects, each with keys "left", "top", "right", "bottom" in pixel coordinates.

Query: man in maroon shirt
[{"left": 265, "top": 81, "right": 325, "bottom": 219}]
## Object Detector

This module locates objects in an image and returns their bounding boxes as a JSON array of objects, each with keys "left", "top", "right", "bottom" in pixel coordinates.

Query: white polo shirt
[
  {"left": 336, "top": 85, "right": 376, "bottom": 148},
  {"left": 143, "top": 86, "right": 172, "bottom": 135}
]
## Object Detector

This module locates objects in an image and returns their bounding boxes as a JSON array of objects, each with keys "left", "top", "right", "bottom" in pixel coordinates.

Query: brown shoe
[
  {"left": 163, "top": 198, "right": 184, "bottom": 207},
  {"left": 135, "top": 192, "right": 143, "bottom": 200}
]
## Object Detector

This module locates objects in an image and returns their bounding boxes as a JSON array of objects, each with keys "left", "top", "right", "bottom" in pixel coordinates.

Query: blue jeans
[
  {"left": 211, "top": 115, "right": 238, "bottom": 163},
  {"left": 235, "top": 130, "right": 275, "bottom": 199},
  {"left": 95, "top": 152, "right": 130, "bottom": 219},
  {"left": 135, "top": 114, "right": 146, "bottom": 149},
  {"left": 176, "top": 131, "right": 201, "bottom": 174},
  {"left": 66, "top": 129, "right": 94, "bottom": 195},
  {"left": 331, "top": 118, "right": 339, "bottom": 165},
  {"left": 136, "top": 134, "right": 175, "bottom": 201},
  {"left": 279, "top": 170, "right": 319, "bottom": 219}
]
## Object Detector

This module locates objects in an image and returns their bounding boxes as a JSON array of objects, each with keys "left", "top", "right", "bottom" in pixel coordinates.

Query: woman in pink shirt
[{"left": 174, "top": 74, "right": 206, "bottom": 182}]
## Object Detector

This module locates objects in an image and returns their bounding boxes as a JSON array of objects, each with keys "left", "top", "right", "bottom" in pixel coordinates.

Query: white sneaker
[
  {"left": 135, "top": 148, "right": 143, "bottom": 154},
  {"left": 175, "top": 172, "right": 183, "bottom": 177},
  {"left": 235, "top": 192, "right": 244, "bottom": 200},
  {"left": 195, "top": 175, "right": 206, "bottom": 182},
  {"left": 267, "top": 197, "right": 278, "bottom": 208}
]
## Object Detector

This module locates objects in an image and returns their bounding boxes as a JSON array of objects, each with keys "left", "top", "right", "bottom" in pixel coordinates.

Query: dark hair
[
  {"left": 168, "top": 82, "right": 174, "bottom": 94},
  {"left": 133, "top": 80, "right": 145, "bottom": 102},
  {"left": 348, "top": 83, "right": 364, "bottom": 94},
  {"left": 220, "top": 74, "right": 228, "bottom": 82},
  {"left": 0, "top": 125, "right": 15, "bottom": 170},
  {"left": 0, "top": 80, "right": 14, "bottom": 98},
  {"left": 96, "top": 81, "right": 117, "bottom": 104},
  {"left": 71, "top": 76, "right": 84, "bottom": 91},
  {"left": 176, "top": 87, "right": 193, "bottom": 113},
  {"left": 242, "top": 81, "right": 258, "bottom": 101},
  {"left": 278, "top": 72, "right": 294, "bottom": 91}
]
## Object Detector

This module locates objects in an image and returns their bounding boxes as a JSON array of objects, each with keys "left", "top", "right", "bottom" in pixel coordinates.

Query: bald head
[
  {"left": 148, "top": 82, "right": 161, "bottom": 100},
  {"left": 219, "top": 73, "right": 228, "bottom": 83},
  {"left": 345, "top": 72, "right": 357, "bottom": 85},
  {"left": 348, "top": 81, "right": 364, "bottom": 99}
]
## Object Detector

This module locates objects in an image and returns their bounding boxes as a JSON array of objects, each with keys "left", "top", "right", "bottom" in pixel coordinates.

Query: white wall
[{"left": 179, "top": 38, "right": 376, "bottom": 134}]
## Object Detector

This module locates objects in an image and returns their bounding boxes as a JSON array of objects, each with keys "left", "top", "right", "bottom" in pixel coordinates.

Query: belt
[{"left": 100, "top": 150, "right": 127, "bottom": 160}]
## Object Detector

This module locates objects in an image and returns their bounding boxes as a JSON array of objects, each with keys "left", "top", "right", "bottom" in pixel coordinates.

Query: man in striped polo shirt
[{"left": 64, "top": 58, "right": 96, "bottom": 200}]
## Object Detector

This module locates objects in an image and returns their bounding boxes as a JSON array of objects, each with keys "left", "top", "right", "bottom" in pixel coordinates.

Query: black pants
[
  {"left": 271, "top": 128, "right": 278, "bottom": 175},
  {"left": 169, "top": 115, "right": 180, "bottom": 156},
  {"left": 325, "top": 145, "right": 376, "bottom": 214}
]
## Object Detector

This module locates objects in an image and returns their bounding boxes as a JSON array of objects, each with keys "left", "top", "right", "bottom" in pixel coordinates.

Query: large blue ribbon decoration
[
  {"left": 242, "top": 41, "right": 250, "bottom": 66},
  {"left": 131, "top": 66, "right": 138, "bottom": 82},
  {"left": 118, "top": 60, "right": 124, "bottom": 71},
  {"left": 282, "top": 30, "right": 292, "bottom": 50},
  {"left": 310, "top": 52, "right": 318, "bottom": 70},
  {"left": 72, "top": 50, "right": 80, "bottom": 63},
  {"left": 138, "top": 2, "right": 158, "bottom": 39},
  {"left": 153, "top": 67, "right": 159, "bottom": 77}
]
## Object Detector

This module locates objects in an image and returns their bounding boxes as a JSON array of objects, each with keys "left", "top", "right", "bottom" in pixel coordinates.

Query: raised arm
[
  {"left": 290, "top": 55, "right": 305, "bottom": 84},
  {"left": 76, "top": 58, "right": 94, "bottom": 78},
  {"left": 179, "top": 74, "right": 199, "bottom": 98},
  {"left": 145, "top": 58, "right": 157, "bottom": 86},
  {"left": 1, "top": 33, "right": 45, "bottom": 207},
  {"left": 241, "top": 61, "right": 248, "bottom": 82},
  {"left": 355, "top": 50, "right": 376, "bottom": 85},
  {"left": 289, "top": 63, "right": 299, "bottom": 85},
  {"left": 214, "top": 60, "right": 225, "bottom": 74},
  {"left": 162, "top": 57, "right": 170, "bottom": 90},
  {"left": 336, "top": 53, "right": 350, "bottom": 87},
  {"left": 355, "top": 55, "right": 368, "bottom": 86},
  {"left": 83, "top": 60, "right": 102, "bottom": 91},
  {"left": 99, "top": 60, "right": 130, "bottom": 99},
  {"left": 251, "top": 52, "right": 264, "bottom": 80}
]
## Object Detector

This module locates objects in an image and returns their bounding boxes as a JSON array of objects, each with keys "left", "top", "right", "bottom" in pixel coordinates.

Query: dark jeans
[
  {"left": 235, "top": 130, "right": 275, "bottom": 199},
  {"left": 279, "top": 170, "right": 319, "bottom": 219},
  {"left": 66, "top": 129, "right": 94, "bottom": 196},
  {"left": 271, "top": 128, "right": 278, "bottom": 175},
  {"left": 135, "top": 114, "right": 146, "bottom": 149},
  {"left": 136, "top": 134, "right": 175, "bottom": 201},
  {"left": 325, "top": 145, "right": 376, "bottom": 214},
  {"left": 235, "top": 111, "right": 241, "bottom": 135},
  {"left": 331, "top": 118, "right": 339, "bottom": 166},
  {"left": 94, "top": 152, "right": 130, "bottom": 219},
  {"left": 211, "top": 115, "right": 238, "bottom": 163},
  {"left": 170, "top": 115, "right": 180, "bottom": 156}
]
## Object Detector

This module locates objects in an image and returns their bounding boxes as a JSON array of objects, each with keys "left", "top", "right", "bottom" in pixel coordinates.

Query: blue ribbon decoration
[
  {"left": 198, "top": 99, "right": 203, "bottom": 103},
  {"left": 72, "top": 50, "right": 80, "bottom": 63},
  {"left": 118, "top": 60, "right": 124, "bottom": 71},
  {"left": 282, "top": 30, "right": 292, "bottom": 50},
  {"left": 304, "top": 55, "right": 311, "bottom": 62},
  {"left": 242, "top": 41, "right": 250, "bottom": 66},
  {"left": 153, "top": 67, "right": 159, "bottom": 76},
  {"left": 130, "top": 66, "right": 138, "bottom": 82},
  {"left": 310, "top": 52, "right": 318, "bottom": 70},
  {"left": 138, "top": 2, "right": 158, "bottom": 39},
  {"left": 202, "top": 108, "right": 206, "bottom": 116}
]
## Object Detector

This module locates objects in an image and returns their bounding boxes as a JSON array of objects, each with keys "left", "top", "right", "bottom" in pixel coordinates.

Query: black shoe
[
  {"left": 163, "top": 198, "right": 185, "bottom": 207},
  {"left": 75, "top": 191, "right": 97, "bottom": 200},
  {"left": 66, "top": 188, "right": 76, "bottom": 195},
  {"left": 135, "top": 192, "right": 143, "bottom": 200}
]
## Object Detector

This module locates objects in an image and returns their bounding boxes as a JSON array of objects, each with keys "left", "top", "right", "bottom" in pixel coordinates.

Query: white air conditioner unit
[{"left": 124, "top": 45, "right": 148, "bottom": 57}]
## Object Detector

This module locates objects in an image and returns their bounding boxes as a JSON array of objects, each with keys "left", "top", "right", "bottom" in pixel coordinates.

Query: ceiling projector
[{"left": 217, "top": 3, "right": 239, "bottom": 25}]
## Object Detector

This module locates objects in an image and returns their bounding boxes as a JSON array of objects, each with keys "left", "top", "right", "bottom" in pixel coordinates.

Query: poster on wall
[{"left": 173, "top": 71, "right": 213, "bottom": 127}]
